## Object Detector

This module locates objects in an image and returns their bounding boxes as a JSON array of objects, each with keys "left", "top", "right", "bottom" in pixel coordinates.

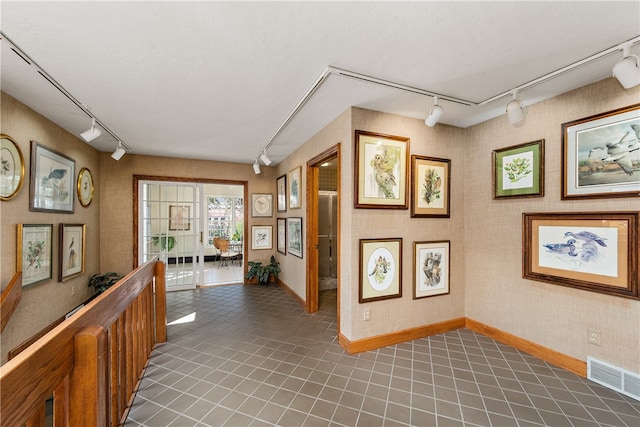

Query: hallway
[{"left": 124, "top": 285, "right": 639, "bottom": 426}]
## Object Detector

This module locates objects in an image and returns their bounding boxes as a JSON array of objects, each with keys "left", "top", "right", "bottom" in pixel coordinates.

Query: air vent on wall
[{"left": 587, "top": 356, "right": 640, "bottom": 401}]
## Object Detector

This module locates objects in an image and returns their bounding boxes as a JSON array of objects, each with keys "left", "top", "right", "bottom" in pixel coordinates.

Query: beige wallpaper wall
[
  {"left": 1, "top": 92, "right": 101, "bottom": 364},
  {"left": 464, "top": 78, "right": 639, "bottom": 372}
]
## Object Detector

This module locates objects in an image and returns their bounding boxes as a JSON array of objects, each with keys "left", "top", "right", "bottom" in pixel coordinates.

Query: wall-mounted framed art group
[
  {"left": 1, "top": 134, "right": 25, "bottom": 201},
  {"left": 359, "top": 238, "right": 402, "bottom": 303},
  {"left": 523, "top": 212, "right": 639, "bottom": 299},
  {"left": 355, "top": 130, "right": 409, "bottom": 209},
  {"left": 562, "top": 103, "right": 639, "bottom": 200},
  {"left": 493, "top": 139, "right": 545, "bottom": 199},
  {"left": 17, "top": 224, "right": 53, "bottom": 287},
  {"left": 410, "top": 155, "right": 451, "bottom": 217},
  {"left": 30, "top": 141, "right": 76, "bottom": 213}
]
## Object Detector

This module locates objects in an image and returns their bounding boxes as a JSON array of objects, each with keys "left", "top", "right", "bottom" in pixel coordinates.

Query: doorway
[
  {"left": 134, "top": 176, "right": 248, "bottom": 291},
  {"left": 306, "top": 144, "right": 340, "bottom": 318}
]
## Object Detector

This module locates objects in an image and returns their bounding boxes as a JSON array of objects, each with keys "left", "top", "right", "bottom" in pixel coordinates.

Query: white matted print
[
  {"left": 359, "top": 238, "right": 402, "bottom": 303},
  {"left": 414, "top": 240, "right": 450, "bottom": 299},
  {"left": 251, "top": 225, "right": 272, "bottom": 250}
]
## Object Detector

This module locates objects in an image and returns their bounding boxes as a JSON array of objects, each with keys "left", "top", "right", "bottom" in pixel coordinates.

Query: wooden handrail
[
  {"left": 0, "top": 258, "right": 167, "bottom": 427},
  {"left": 1, "top": 272, "right": 22, "bottom": 332}
]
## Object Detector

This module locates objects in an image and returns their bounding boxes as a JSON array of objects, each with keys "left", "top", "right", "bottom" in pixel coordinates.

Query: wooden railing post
[
  {"left": 154, "top": 261, "right": 167, "bottom": 343},
  {"left": 69, "top": 325, "right": 109, "bottom": 427}
]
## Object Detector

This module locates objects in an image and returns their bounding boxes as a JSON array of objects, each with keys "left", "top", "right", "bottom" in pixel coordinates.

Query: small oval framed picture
[
  {"left": 77, "top": 167, "right": 94, "bottom": 207},
  {"left": 1, "top": 134, "right": 25, "bottom": 201}
]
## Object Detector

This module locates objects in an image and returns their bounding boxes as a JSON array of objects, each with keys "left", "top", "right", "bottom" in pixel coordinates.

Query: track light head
[
  {"left": 506, "top": 92, "right": 525, "bottom": 125},
  {"left": 111, "top": 142, "right": 126, "bottom": 161},
  {"left": 253, "top": 160, "right": 261, "bottom": 174},
  {"left": 613, "top": 44, "right": 640, "bottom": 89},
  {"left": 425, "top": 97, "right": 444, "bottom": 127},
  {"left": 80, "top": 118, "right": 101, "bottom": 142},
  {"left": 260, "top": 150, "right": 272, "bottom": 166}
]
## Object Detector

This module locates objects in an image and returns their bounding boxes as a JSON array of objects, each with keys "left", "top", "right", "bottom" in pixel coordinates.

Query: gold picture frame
[
  {"left": 0, "top": 134, "right": 25, "bottom": 201},
  {"left": 359, "top": 238, "right": 402, "bottom": 303},
  {"left": 77, "top": 167, "right": 94, "bottom": 207},
  {"left": 288, "top": 166, "right": 302, "bottom": 209},
  {"left": 355, "top": 130, "right": 409, "bottom": 209}
]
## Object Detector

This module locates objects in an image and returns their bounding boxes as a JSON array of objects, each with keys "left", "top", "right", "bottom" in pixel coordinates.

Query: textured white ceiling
[{"left": 1, "top": 1, "right": 639, "bottom": 165}]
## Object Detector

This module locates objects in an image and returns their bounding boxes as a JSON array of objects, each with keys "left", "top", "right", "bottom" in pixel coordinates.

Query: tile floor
[{"left": 125, "top": 285, "right": 639, "bottom": 426}]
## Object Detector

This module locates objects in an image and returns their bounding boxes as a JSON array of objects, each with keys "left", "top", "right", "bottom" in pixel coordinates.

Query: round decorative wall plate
[{"left": 77, "top": 167, "right": 94, "bottom": 207}]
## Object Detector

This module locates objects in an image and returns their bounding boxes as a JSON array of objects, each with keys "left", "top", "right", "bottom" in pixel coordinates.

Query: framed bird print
[
  {"left": 29, "top": 141, "right": 75, "bottom": 213},
  {"left": 59, "top": 224, "right": 86, "bottom": 282},
  {"left": 493, "top": 140, "right": 544, "bottom": 199},
  {"left": 1, "top": 134, "right": 25, "bottom": 201},
  {"left": 359, "top": 238, "right": 402, "bottom": 303},
  {"left": 411, "top": 155, "right": 451, "bottom": 217},
  {"left": 413, "top": 240, "right": 450, "bottom": 299},
  {"left": 17, "top": 224, "right": 53, "bottom": 287},
  {"left": 562, "top": 104, "right": 640, "bottom": 199},
  {"left": 523, "top": 212, "right": 639, "bottom": 299},
  {"left": 355, "top": 130, "right": 409, "bottom": 209}
]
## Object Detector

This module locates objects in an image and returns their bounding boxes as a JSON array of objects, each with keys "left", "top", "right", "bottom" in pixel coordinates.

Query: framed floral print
[
  {"left": 277, "top": 218, "right": 287, "bottom": 255},
  {"left": 523, "top": 212, "right": 638, "bottom": 299},
  {"left": 493, "top": 139, "right": 544, "bottom": 199},
  {"left": 29, "top": 141, "right": 75, "bottom": 213},
  {"left": 288, "top": 166, "right": 302, "bottom": 209},
  {"left": 1, "top": 134, "right": 25, "bottom": 201},
  {"left": 359, "top": 238, "right": 402, "bottom": 303},
  {"left": 276, "top": 174, "right": 287, "bottom": 212},
  {"left": 17, "top": 224, "right": 53, "bottom": 287},
  {"left": 413, "top": 240, "right": 450, "bottom": 299},
  {"left": 59, "top": 224, "right": 86, "bottom": 282},
  {"left": 411, "top": 155, "right": 451, "bottom": 217},
  {"left": 355, "top": 130, "right": 409, "bottom": 209},
  {"left": 562, "top": 104, "right": 639, "bottom": 199}
]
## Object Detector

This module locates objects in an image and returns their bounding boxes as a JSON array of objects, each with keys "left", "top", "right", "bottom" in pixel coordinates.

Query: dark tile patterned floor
[{"left": 124, "top": 284, "right": 640, "bottom": 426}]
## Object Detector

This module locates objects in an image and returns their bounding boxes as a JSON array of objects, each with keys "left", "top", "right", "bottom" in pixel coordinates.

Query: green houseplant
[
  {"left": 88, "top": 272, "right": 123, "bottom": 294},
  {"left": 150, "top": 233, "right": 176, "bottom": 252},
  {"left": 245, "top": 255, "right": 280, "bottom": 285}
]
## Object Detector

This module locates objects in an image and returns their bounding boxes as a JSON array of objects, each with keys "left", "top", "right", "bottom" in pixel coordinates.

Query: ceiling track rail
[{"left": 0, "top": 31, "right": 132, "bottom": 152}]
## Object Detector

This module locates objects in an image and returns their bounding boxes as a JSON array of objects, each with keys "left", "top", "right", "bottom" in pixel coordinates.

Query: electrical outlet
[
  {"left": 588, "top": 328, "right": 601, "bottom": 346},
  {"left": 363, "top": 308, "right": 371, "bottom": 321},
  {"left": 71, "top": 285, "right": 76, "bottom": 296}
]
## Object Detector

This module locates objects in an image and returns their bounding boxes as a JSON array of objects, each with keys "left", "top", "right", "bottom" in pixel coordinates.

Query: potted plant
[
  {"left": 150, "top": 233, "right": 176, "bottom": 252},
  {"left": 245, "top": 255, "right": 280, "bottom": 285},
  {"left": 88, "top": 272, "right": 122, "bottom": 294}
]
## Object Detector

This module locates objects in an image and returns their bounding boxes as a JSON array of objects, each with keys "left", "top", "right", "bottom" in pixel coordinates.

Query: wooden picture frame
[
  {"left": 59, "top": 224, "right": 86, "bottom": 281},
  {"left": 251, "top": 193, "right": 273, "bottom": 217},
  {"left": 277, "top": 218, "right": 287, "bottom": 255},
  {"left": 523, "top": 212, "right": 638, "bottom": 299},
  {"left": 493, "top": 139, "right": 544, "bottom": 199},
  {"left": 410, "top": 155, "right": 451, "bottom": 217},
  {"left": 355, "top": 130, "right": 409, "bottom": 209},
  {"left": 562, "top": 104, "right": 640, "bottom": 199},
  {"left": 276, "top": 174, "right": 287, "bottom": 212},
  {"left": 29, "top": 141, "right": 75, "bottom": 213},
  {"left": 17, "top": 224, "right": 53, "bottom": 287},
  {"left": 169, "top": 205, "right": 190, "bottom": 231},
  {"left": 288, "top": 166, "right": 302, "bottom": 209},
  {"left": 1, "top": 134, "right": 25, "bottom": 201},
  {"left": 77, "top": 167, "right": 94, "bottom": 207},
  {"left": 359, "top": 238, "right": 402, "bottom": 303},
  {"left": 413, "top": 240, "right": 450, "bottom": 299},
  {"left": 287, "top": 217, "right": 303, "bottom": 258},
  {"left": 251, "top": 225, "right": 273, "bottom": 250}
]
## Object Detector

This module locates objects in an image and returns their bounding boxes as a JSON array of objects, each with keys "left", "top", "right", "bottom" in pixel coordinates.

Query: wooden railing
[
  {"left": 1, "top": 272, "right": 22, "bottom": 333},
  {"left": 0, "top": 258, "right": 167, "bottom": 427}
]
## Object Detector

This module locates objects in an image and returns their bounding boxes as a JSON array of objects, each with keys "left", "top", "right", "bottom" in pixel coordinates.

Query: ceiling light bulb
[
  {"left": 506, "top": 92, "right": 524, "bottom": 125},
  {"left": 613, "top": 45, "right": 640, "bottom": 89},
  {"left": 111, "top": 142, "right": 126, "bottom": 161},
  {"left": 80, "top": 118, "right": 102, "bottom": 142},
  {"left": 253, "top": 160, "right": 261, "bottom": 174},
  {"left": 260, "top": 151, "right": 272, "bottom": 165}
]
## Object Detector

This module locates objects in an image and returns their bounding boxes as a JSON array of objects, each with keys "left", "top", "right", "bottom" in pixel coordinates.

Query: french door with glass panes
[{"left": 138, "top": 181, "right": 203, "bottom": 291}]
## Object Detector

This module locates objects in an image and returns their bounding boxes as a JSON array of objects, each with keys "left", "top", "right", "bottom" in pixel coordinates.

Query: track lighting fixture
[
  {"left": 253, "top": 160, "right": 261, "bottom": 174},
  {"left": 506, "top": 91, "right": 525, "bottom": 125},
  {"left": 425, "top": 97, "right": 444, "bottom": 127},
  {"left": 80, "top": 117, "right": 101, "bottom": 142},
  {"left": 111, "top": 141, "right": 126, "bottom": 161},
  {"left": 613, "top": 44, "right": 640, "bottom": 89},
  {"left": 259, "top": 150, "right": 272, "bottom": 166}
]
